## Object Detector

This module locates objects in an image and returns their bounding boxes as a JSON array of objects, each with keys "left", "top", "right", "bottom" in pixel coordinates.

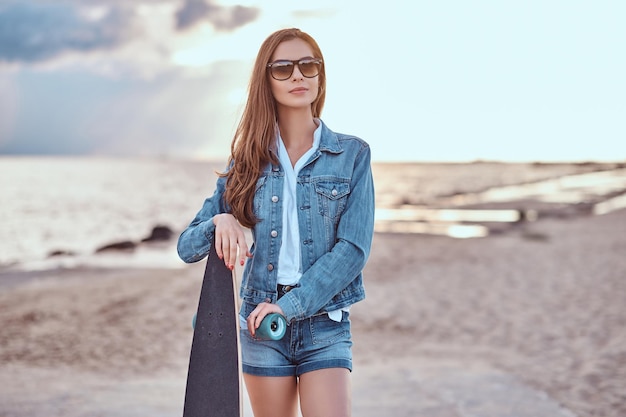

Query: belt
[{"left": 277, "top": 284, "right": 296, "bottom": 299}]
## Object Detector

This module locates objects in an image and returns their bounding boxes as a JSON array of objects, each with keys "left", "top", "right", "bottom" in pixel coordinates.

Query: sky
[{"left": 0, "top": 0, "right": 624, "bottom": 162}]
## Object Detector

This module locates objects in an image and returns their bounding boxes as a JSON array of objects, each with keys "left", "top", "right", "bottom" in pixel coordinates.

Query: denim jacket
[{"left": 177, "top": 120, "right": 375, "bottom": 323}]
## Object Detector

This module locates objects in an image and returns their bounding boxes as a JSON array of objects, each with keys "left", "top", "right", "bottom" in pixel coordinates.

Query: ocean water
[
  {"left": 0, "top": 157, "right": 225, "bottom": 270},
  {"left": 1, "top": 156, "right": 622, "bottom": 271}
]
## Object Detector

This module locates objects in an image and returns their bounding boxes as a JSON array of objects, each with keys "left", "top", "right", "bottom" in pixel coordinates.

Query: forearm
[
  {"left": 177, "top": 177, "right": 228, "bottom": 263},
  {"left": 177, "top": 216, "right": 216, "bottom": 263},
  {"left": 276, "top": 238, "right": 369, "bottom": 321}
]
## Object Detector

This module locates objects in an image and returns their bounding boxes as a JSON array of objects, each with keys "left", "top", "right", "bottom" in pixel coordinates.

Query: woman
[{"left": 177, "top": 28, "right": 375, "bottom": 417}]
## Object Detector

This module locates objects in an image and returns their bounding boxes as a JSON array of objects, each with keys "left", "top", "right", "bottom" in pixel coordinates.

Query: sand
[{"left": 0, "top": 208, "right": 625, "bottom": 416}]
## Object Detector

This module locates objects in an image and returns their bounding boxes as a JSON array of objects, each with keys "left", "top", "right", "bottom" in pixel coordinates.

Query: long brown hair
[{"left": 221, "top": 28, "right": 326, "bottom": 228}]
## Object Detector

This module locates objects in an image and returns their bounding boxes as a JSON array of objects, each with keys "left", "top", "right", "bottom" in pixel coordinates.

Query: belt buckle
[{"left": 278, "top": 285, "right": 293, "bottom": 300}]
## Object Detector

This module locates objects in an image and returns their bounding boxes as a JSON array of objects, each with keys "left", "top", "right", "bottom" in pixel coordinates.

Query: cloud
[
  {"left": 291, "top": 8, "right": 337, "bottom": 19},
  {"left": 175, "top": 0, "right": 260, "bottom": 31},
  {"left": 0, "top": 61, "right": 249, "bottom": 157},
  {"left": 0, "top": 1, "right": 137, "bottom": 63}
]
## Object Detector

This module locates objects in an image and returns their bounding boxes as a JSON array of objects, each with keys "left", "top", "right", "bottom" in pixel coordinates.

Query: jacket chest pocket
[{"left": 314, "top": 181, "right": 350, "bottom": 219}]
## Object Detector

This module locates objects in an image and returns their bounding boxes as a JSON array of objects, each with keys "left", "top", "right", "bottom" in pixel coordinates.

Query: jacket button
[
  {"left": 271, "top": 230, "right": 278, "bottom": 237},
  {"left": 271, "top": 196, "right": 279, "bottom": 203},
  {"left": 331, "top": 189, "right": 338, "bottom": 196},
  {"left": 267, "top": 264, "right": 274, "bottom": 271}
]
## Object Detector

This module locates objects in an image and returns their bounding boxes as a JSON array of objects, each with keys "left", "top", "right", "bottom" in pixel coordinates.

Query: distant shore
[
  {"left": 3, "top": 160, "right": 625, "bottom": 273},
  {"left": 2, "top": 157, "right": 624, "bottom": 270}
]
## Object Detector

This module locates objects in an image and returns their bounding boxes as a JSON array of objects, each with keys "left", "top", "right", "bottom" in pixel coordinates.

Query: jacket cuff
[
  {"left": 276, "top": 292, "right": 303, "bottom": 323},
  {"left": 177, "top": 217, "right": 216, "bottom": 263}
]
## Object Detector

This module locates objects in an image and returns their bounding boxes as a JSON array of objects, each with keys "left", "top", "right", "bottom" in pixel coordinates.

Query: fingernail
[{"left": 240, "top": 260, "right": 244, "bottom": 266}]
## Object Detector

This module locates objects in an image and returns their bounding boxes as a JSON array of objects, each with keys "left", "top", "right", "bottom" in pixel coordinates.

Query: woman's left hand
[{"left": 247, "top": 302, "right": 285, "bottom": 338}]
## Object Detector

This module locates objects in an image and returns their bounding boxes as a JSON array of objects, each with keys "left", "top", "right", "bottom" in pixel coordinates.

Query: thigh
[
  {"left": 243, "top": 374, "right": 298, "bottom": 417},
  {"left": 295, "top": 312, "right": 353, "bottom": 375},
  {"left": 299, "top": 368, "right": 352, "bottom": 417}
]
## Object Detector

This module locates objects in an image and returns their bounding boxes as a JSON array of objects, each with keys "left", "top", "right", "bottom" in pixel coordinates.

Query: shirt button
[
  {"left": 271, "top": 230, "right": 278, "bottom": 237},
  {"left": 331, "top": 189, "right": 338, "bottom": 196},
  {"left": 271, "top": 196, "right": 279, "bottom": 203},
  {"left": 267, "top": 264, "right": 274, "bottom": 271}
]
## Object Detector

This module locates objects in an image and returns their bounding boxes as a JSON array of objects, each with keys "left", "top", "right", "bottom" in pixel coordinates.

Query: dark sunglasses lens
[
  {"left": 271, "top": 62, "right": 294, "bottom": 80},
  {"left": 299, "top": 60, "right": 320, "bottom": 78}
]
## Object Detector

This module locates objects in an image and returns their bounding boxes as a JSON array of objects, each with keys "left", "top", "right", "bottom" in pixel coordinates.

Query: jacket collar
[{"left": 318, "top": 120, "right": 343, "bottom": 154}]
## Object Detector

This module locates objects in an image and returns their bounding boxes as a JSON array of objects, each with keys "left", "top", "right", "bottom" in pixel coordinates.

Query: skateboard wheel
[
  {"left": 192, "top": 313, "right": 197, "bottom": 329},
  {"left": 256, "top": 313, "right": 287, "bottom": 340}
]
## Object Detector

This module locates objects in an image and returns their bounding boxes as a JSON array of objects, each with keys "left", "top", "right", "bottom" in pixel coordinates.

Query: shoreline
[{"left": 2, "top": 160, "right": 625, "bottom": 270}]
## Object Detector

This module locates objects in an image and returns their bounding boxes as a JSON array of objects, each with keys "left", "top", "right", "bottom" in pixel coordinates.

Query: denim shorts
[{"left": 239, "top": 302, "right": 353, "bottom": 377}]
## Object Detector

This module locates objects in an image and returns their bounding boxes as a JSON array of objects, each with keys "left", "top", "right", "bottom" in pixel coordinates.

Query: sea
[{"left": 1, "top": 156, "right": 625, "bottom": 272}]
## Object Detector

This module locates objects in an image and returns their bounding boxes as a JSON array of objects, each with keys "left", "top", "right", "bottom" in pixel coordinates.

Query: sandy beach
[{"left": 1, "top": 207, "right": 625, "bottom": 416}]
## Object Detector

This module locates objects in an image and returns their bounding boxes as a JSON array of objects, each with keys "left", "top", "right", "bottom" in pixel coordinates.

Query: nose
[{"left": 291, "top": 63, "right": 304, "bottom": 80}]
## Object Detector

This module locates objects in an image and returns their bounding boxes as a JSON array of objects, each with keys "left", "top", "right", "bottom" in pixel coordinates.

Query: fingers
[
  {"left": 213, "top": 214, "right": 250, "bottom": 270},
  {"left": 246, "top": 302, "right": 285, "bottom": 338},
  {"left": 240, "top": 248, "right": 253, "bottom": 267},
  {"left": 214, "top": 231, "right": 224, "bottom": 261},
  {"left": 246, "top": 304, "right": 262, "bottom": 337}
]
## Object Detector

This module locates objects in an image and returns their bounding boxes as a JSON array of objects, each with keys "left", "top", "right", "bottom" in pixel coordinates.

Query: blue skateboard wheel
[
  {"left": 255, "top": 313, "right": 287, "bottom": 340},
  {"left": 192, "top": 313, "right": 197, "bottom": 329}
]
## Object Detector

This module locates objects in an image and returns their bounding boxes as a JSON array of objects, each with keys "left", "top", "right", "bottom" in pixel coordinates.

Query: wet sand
[{"left": 1, "top": 208, "right": 625, "bottom": 416}]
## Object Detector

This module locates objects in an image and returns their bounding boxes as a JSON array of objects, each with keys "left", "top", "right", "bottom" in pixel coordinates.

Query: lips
[{"left": 289, "top": 87, "right": 308, "bottom": 93}]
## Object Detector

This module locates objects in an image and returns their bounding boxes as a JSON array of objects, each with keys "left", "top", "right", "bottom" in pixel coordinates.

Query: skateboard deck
[{"left": 183, "top": 239, "right": 241, "bottom": 417}]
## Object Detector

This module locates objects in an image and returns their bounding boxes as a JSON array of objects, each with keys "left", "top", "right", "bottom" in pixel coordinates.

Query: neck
[{"left": 276, "top": 107, "right": 317, "bottom": 148}]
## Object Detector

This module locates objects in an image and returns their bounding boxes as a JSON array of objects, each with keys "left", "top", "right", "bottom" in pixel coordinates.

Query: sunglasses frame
[{"left": 266, "top": 58, "right": 323, "bottom": 81}]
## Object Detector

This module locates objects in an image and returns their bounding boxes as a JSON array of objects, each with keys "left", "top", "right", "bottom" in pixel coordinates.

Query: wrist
[{"left": 212, "top": 213, "right": 222, "bottom": 225}]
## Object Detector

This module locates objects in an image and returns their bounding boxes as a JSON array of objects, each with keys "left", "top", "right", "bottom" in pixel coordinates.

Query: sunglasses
[{"left": 267, "top": 58, "right": 323, "bottom": 81}]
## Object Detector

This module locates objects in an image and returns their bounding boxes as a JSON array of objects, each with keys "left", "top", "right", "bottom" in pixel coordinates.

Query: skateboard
[{"left": 183, "top": 238, "right": 287, "bottom": 417}]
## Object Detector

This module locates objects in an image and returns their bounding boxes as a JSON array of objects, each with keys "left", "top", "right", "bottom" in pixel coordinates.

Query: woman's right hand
[{"left": 213, "top": 213, "right": 252, "bottom": 270}]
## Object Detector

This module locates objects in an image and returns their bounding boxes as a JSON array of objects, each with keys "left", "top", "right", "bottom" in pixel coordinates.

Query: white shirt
[
  {"left": 276, "top": 123, "right": 321, "bottom": 286},
  {"left": 276, "top": 121, "right": 346, "bottom": 322}
]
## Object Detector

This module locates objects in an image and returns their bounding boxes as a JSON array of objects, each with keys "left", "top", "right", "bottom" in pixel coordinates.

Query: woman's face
[{"left": 268, "top": 38, "right": 320, "bottom": 112}]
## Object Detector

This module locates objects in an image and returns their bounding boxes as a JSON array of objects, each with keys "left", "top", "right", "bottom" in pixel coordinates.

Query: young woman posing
[{"left": 178, "top": 28, "right": 375, "bottom": 417}]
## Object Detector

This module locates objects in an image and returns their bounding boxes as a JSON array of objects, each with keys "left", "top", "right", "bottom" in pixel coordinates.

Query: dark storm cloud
[
  {"left": 0, "top": 1, "right": 135, "bottom": 63},
  {"left": 175, "top": 0, "right": 260, "bottom": 31}
]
